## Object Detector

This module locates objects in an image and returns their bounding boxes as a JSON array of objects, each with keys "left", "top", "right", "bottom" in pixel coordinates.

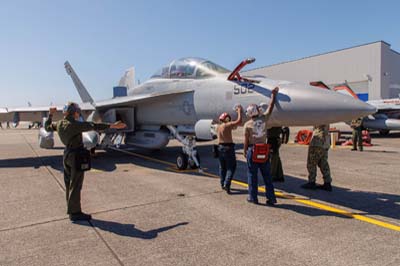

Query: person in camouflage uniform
[
  {"left": 301, "top": 125, "right": 332, "bottom": 191},
  {"left": 45, "top": 102, "right": 126, "bottom": 221},
  {"left": 267, "top": 127, "right": 284, "bottom": 182},
  {"left": 351, "top": 117, "right": 363, "bottom": 151}
]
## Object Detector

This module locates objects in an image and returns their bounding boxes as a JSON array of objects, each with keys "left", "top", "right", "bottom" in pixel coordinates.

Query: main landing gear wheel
[
  {"left": 176, "top": 152, "right": 189, "bottom": 170},
  {"left": 188, "top": 153, "right": 200, "bottom": 169}
]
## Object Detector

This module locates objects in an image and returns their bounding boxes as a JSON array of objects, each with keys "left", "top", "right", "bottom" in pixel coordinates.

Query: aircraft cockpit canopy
[{"left": 151, "top": 57, "right": 230, "bottom": 79}]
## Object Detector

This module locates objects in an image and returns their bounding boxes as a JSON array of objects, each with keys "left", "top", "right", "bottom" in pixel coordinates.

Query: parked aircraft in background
[{"left": 0, "top": 58, "right": 375, "bottom": 170}]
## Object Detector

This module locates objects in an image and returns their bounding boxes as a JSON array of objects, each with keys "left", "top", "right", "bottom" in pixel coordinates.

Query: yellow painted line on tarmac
[
  {"left": 112, "top": 147, "right": 400, "bottom": 232},
  {"left": 90, "top": 169, "right": 104, "bottom": 173},
  {"left": 230, "top": 178, "right": 400, "bottom": 232}
]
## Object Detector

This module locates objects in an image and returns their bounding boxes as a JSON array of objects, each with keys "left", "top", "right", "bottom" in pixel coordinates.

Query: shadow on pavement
[
  {"left": 1, "top": 143, "right": 398, "bottom": 222},
  {"left": 272, "top": 174, "right": 400, "bottom": 221},
  {"left": 0, "top": 152, "right": 118, "bottom": 172},
  {"left": 76, "top": 219, "right": 188, "bottom": 239}
]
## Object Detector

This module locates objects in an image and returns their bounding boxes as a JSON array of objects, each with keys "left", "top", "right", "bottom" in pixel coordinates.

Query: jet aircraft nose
[
  {"left": 301, "top": 85, "right": 377, "bottom": 123},
  {"left": 271, "top": 84, "right": 377, "bottom": 126},
  {"left": 348, "top": 97, "right": 377, "bottom": 116}
]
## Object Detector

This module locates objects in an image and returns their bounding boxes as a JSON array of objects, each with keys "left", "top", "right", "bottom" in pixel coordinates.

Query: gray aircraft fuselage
[{"left": 126, "top": 75, "right": 375, "bottom": 128}]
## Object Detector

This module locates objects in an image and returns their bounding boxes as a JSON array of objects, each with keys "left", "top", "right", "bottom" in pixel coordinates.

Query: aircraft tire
[{"left": 176, "top": 152, "right": 188, "bottom": 170}]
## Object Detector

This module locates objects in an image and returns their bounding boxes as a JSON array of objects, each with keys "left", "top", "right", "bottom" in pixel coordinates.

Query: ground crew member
[
  {"left": 301, "top": 125, "right": 332, "bottom": 191},
  {"left": 6, "top": 121, "right": 10, "bottom": 128},
  {"left": 0, "top": 122, "right": 2, "bottom": 129},
  {"left": 243, "top": 87, "right": 279, "bottom": 206},
  {"left": 45, "top": 102, "right": 126, "bottom": 221},
  {"left": 217, "top": 105, "right": 243, "bottom": 194},
  {"left": 267, "top": 127, "right": 284, "bottom": 182},
  {"left": 351, "top": 117, "right": 363, "bottom": 151}
]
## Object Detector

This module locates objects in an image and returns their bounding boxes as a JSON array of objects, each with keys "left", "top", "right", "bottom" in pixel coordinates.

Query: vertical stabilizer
[
  {"left": 118, "top": 67, "right": 135, "bottom": 90},
  {"left": 64, "top": 61, "right": 94, "bottom": 104}
]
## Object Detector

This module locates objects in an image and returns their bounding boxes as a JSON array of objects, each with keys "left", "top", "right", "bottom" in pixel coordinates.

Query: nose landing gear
[{"left": 167, "top": 125, "right": 202, "bottom": 172}]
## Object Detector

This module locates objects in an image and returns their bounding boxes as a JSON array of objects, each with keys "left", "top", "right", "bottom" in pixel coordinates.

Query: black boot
[
  {"left": 247, "top": 198, "right": 259, "bottom": 204},
  {"left": 224, "top": 184, "right": 231, "bottom": 194},
  {"left": 301, "top": 182, "right": 317, "bottom": 189},
  {"left": 69, "top": 212, "right": 92, "bottom": 221},
  {"left": 317, "top": 182, "right": 332, "bottom": 192}
]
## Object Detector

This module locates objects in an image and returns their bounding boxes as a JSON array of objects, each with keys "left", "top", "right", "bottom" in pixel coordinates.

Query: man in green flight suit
[
  {"left": 45, "top": 102, "right": 126, "bottom": 221},
  {"left": 301, "top": 125, "right": 332, "bottom": 191},
  {"left": 351, "top": 117, "right": 364, "bottom": 151}
]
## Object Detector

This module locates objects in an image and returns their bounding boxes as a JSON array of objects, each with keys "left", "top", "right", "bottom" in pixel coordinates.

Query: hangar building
[{"left": 244, "top": 41, "right": 400, "bottom": 101}]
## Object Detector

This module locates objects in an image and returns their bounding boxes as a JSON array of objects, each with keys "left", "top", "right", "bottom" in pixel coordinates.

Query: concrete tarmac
[{"left": 0, "top": 128, "right": 399, "bottom": 266}]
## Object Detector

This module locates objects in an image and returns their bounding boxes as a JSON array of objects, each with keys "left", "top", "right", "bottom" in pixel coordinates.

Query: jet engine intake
[{"left": 102, "top": 108, "right": 135, "bottom": 132}]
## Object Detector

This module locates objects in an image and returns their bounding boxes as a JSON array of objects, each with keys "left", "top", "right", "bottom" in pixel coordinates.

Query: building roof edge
[{"left": 246, "top": 40, "right": 393, "bottom": 72}]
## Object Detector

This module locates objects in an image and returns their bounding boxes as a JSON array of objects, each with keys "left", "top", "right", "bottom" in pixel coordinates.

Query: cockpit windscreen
[{"left": 151, "top": 57, "right": 229, "bottom": 79}]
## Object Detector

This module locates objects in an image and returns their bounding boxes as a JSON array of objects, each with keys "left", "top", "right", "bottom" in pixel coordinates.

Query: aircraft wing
[
  {"left": 0, "top": 103, "right": 95, "bottom": 122},
  {"left": 94, "top": 88, "right": 194, "bottom": 110}
]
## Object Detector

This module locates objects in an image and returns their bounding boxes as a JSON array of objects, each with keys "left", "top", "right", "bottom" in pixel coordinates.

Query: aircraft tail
[
  {"left": 118, "top": 67, "right": 135, "bottom": 90},
  {"left": 333, "top": 83, "right": 359, "bottom": 99},
  {"left": 64, "top": 61, "right": 94, "bottom": 104}
]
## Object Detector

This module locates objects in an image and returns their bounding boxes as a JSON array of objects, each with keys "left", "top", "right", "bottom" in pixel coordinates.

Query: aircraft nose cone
[
  {"left": 323, "top": 90, "right": 377, "bottom": 117},
  {"left": 277, "top": 85, "right": 377, "bottom": 126},
  {"left": 350, "top": 99, "right": 377, "bottom": 116}
]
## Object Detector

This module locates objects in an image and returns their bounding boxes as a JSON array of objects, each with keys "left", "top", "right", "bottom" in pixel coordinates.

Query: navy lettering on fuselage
[{"left": 233, "top": 82, "right": 255, "bottom": 95}]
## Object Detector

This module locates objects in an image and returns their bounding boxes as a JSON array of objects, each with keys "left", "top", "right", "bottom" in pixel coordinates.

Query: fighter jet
[{"left": 0, "top": 57, "right": 376, "bottom": 170}]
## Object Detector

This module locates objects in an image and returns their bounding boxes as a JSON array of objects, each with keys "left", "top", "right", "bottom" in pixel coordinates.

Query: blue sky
[{"left": 0, "top": 0, "right": 399, "bottom": 107}]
